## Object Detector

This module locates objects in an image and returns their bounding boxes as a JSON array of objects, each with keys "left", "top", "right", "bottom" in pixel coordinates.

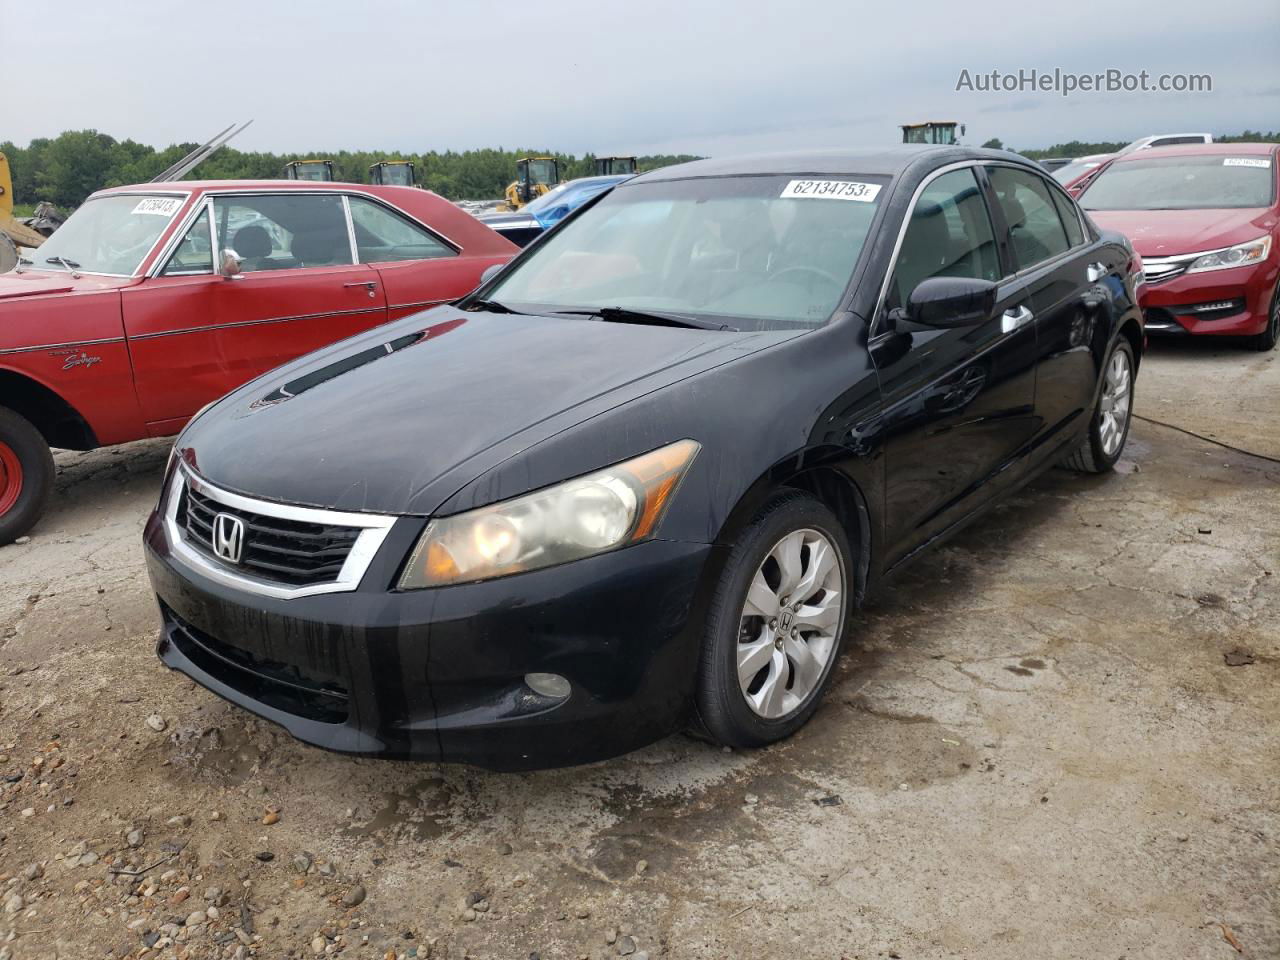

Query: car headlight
[
  {"left": 1186, "top": 235, "right": 1272, "bottom": 274},
  {"left": 398, "top": 439, "right": 700, "bottom": 588}
]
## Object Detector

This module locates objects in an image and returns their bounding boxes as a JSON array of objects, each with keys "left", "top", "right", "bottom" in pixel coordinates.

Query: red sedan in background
[
  {"left": 0, "top": 180, "right": 517, "bottom": 543},
  {"left": 1080, "top": 142, "right": 1279, "bottom": 350}
]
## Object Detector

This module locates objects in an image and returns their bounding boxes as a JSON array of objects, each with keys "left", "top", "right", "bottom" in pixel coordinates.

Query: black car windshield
[
  {"left": 486, "top": 174, "right": 887, "bottom": 330},
  {"left": 1081, "top": 155, "right": 1276, "bottom": 210}
]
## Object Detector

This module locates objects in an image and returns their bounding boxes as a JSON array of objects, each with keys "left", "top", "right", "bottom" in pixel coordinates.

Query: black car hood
[{"left": 180, "top": 306, "right": 789, "bottom": 516}]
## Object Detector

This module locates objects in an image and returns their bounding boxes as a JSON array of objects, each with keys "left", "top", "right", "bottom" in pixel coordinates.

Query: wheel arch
[
  {"left": 711, "top": 446, "right": 874, "bottom": 609},
  {"left": 1118, "top": 315, "right": 1144, "bottom": 372},
  {"left": 0, "top": 368, "right": 98, "bottom": 450}
]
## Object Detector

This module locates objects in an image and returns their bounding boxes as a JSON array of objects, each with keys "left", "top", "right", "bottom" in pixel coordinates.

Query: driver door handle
[
  {"left": 1001, "top": 304, "right": 1034, "bottom": 334},
  {"left": 344, "top": 280, "right": 379, "bottom": 298}
]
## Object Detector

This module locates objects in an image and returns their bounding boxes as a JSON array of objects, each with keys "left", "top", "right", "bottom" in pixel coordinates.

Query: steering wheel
[{"left": 767, "top": 265, "right": 841, "bottom": 287}]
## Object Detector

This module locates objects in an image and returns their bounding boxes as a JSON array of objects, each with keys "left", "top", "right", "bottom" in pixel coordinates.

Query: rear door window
[
  {"left": 348, "top": 196, "right": 455, "bottom": 263},
  {"left": 987, "top": 167, "right": 1071, "bottom": 270},
  {"left": 213, "top": 194, "right": 353, "bottom": 272}
]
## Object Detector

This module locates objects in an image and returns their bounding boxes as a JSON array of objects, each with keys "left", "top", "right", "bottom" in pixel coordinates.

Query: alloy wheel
[
  {"left": 1098, "top": 349, "right": 1132, "bottom": 457},
  {"left": 736, "top": 528, "right": 845, "bottom": 719}
]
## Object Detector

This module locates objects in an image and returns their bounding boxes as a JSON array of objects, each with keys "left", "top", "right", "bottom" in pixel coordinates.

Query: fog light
[{"left": 525, "top": 672, "right": 571, "bottom": 699}]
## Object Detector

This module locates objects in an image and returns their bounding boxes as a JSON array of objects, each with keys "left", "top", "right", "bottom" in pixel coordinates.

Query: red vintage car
[
  {"left": 1080, "top": 143, "right": 1279, "bottom": 349},
  {"left": 0, "top": 181, "right": 517, "bottom": 543}
]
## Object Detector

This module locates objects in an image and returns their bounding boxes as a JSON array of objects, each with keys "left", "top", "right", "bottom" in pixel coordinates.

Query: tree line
[
  {"left": 0, "top": 130, "right": 701, "bottom": 208},
  {"left": 5, "top": 128, "right": 1277, "bottom": 210}
]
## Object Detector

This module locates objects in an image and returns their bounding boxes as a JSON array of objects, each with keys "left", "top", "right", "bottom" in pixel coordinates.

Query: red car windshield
[
  {"left": 1082, "top": 155, "right": 1275, "bottom": 211},
  {"left": 28, "top": 194, "right": 185, "bottom": 275}
]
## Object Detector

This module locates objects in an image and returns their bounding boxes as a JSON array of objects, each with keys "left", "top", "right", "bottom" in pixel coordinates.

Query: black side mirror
[{"left": 906, "top": 276, "right": 997, "bottom": 328}]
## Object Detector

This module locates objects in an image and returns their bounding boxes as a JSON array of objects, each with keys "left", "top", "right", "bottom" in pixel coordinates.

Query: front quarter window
[{"left": 486, "top": 174, "right": 887, "bottom": 331}]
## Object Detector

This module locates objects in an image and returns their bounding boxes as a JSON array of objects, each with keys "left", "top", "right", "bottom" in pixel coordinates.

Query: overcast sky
[{"left": 6, "top": 0, "right": 1278, "bottom": 156}]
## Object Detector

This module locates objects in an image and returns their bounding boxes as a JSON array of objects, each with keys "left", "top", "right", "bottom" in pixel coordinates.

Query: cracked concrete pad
[{"left": 0, "top": 347, "right": 1277, "bottom": 960}]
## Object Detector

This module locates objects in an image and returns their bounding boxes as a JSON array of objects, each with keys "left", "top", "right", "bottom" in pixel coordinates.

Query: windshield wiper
[
  {"left": 465, "top": 298, "right": 524, "bottom": 315},
  {"left": 556, "top": 306, "right": 738, "bottom": 332},
  {"left": 45, "top": 256, "right": 82, "bottom": 277}
]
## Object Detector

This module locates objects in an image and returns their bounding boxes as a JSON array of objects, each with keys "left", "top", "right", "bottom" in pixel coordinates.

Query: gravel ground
[{"left": 0, "top": 340, "right": 1276, "bottom": 960}]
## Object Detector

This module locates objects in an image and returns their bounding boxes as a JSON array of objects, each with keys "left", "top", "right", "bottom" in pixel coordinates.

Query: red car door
[
  {"left": 122, "top": 192, "right": 388, "bottom": 433},
  {"left": 346, "top": 194, "right": 504, "bottom": 320}
]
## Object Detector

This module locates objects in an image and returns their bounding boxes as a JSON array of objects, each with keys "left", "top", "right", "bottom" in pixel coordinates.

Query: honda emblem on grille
[{"left": 212, "top": 513, "right": 246, "bottom": 564}]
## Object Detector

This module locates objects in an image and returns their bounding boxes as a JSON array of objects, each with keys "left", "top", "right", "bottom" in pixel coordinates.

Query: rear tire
[
  {"left": 0, "top": 407, "right": 55, "bottom": 546},
  {"left": 1247, "top": 286, "right": 1279, "bottom": 352},
  {"left": 1060, "top": 338, "right": 1135, "bottom": 474},
  {"left": 692, "top": 492, "right": 853, "bottom": 748}
]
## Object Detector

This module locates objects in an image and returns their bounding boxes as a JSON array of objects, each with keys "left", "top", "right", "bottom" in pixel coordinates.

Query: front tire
[
  {"left": 693, "top": 492, "right": 853, "bottom": 748},
  {"left": 0, "top": 407, "right": 55, "bottom": 546},
  {"left": 1248, "top": 285, "right": 1279, "bottom": 352},
  {"left": 1060, "top": 338, "right": 1135, "bottom": 474}
]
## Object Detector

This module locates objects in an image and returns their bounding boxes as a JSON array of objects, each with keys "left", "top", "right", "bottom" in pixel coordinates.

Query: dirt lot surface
[{"left": 1, "top": 340, "right": 1277, "bottom": 960}]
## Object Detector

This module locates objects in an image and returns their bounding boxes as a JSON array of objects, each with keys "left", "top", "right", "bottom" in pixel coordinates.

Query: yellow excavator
[
  {"left": 501, "top": 156, "right": 560, "bottom": 211},
  {"left": 0, "top": 151, "right": 49, "bottom": 273}
]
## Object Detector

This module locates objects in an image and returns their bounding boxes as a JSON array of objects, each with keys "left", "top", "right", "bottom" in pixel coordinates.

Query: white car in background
[{"left": 1118, "top": 133, "right": 1213, "bottom": 154}]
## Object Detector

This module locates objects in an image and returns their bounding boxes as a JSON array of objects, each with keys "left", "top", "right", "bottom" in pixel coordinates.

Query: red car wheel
[
  {"left": 0, "top": 441, "right": 22, "bottom": 516},
  {"left": 0, "top": 408, "right": 55, "bottom": 545}
]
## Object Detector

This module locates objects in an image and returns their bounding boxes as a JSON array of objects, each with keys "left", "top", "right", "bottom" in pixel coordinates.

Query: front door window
[{"left": 212, "top": 194, "right": 353, "bottom": 272}]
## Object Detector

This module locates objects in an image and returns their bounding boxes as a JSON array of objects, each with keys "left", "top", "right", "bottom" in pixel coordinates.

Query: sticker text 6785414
[{"left": 780, "top": 180, "right": 882, "bottom": 202}]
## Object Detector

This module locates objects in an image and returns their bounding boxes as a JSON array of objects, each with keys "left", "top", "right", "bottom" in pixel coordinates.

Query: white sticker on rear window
[
  {"left": 131, "top": 197, "right": 183, "bottom": 217},
  {"left": 780, "top": 179, "right": 881, "bottom": 202},
  {"left": 1223, "top": 158, "right": 1272, "bottom": 168}
]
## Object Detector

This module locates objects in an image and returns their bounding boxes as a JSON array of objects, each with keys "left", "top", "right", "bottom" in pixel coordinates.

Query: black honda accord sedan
[{"left": 144, "top": 147, "right": 1144, "bottom": 769}]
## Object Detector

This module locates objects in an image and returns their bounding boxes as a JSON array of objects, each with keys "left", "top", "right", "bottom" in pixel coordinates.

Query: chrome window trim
[
  {"left": 870, "top": 160, "right": 985, "bottom": 338},
  {"left": 341, "top": 194, "right": 359, "bottom": 265},
  {"left": 164, "top": 465, "right": 397, "bottom": 600}
]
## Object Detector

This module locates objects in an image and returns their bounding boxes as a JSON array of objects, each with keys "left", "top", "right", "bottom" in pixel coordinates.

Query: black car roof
[{"left": 631, "top": 146, "right": 1032, "bottom": 182}]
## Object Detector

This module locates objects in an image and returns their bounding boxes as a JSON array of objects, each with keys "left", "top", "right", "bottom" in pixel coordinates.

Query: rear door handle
[
  {"left": 1001, "top": 304, "right": 1034, "bottom": 334},
  {"left": 1086, "top": 261, "right": 1107, "bottom": 282}
]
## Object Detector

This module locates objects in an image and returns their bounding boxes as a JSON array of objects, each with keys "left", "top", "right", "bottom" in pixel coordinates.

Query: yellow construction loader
[
  {"left": 501, "top": 156, "right": 560, "bottom": 211},
  {"left": 594, "top": 156, "right": 637, "bottom": 176},
  {"left": 0, "top": 152, "right": 48, "bottom": 273}
]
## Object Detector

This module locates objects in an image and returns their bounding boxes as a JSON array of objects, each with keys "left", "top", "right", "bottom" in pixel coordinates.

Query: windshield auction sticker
[
  {"left": 780, "top": 180, "right": 882, "bottom": 201},
  {"left": 131, "top": 197, "right": 184, "bottom": 217},
  {"left": 1223, "top": 158, "right": 1271, "bottom": 168}
]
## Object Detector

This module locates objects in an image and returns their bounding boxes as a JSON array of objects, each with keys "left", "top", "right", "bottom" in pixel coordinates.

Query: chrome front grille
[
  {"left": 179, "top": 486, "right": 362, "bottom": 587},
  {"left": 1141, "top": 256, "right": 1191, "bottom": 284},
  {"left": 164, "top": 467, "right": 397, "bottom": 600}
]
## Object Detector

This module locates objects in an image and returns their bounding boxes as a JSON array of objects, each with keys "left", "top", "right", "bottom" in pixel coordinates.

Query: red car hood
[
  {"left": 1087, "top": 208, "right": 1274, "bottom": 258},
  {"left": 0, "top": 269, "right": 138, "bottom": 301}
]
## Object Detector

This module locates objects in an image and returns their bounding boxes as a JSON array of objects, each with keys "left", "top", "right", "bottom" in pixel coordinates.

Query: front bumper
[
  {"left": 144, "top": 508, "right": 714, "bottom": 770},
  {"left": 1140, "top": 261, "right": 1277, "bottom": 337}
]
